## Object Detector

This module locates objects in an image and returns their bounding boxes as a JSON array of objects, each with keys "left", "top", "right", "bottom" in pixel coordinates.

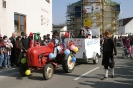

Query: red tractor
[{"left": 19, "top": 33, "right": 76, "bottom": 80}]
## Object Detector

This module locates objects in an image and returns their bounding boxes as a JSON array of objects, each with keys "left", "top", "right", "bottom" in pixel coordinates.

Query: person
[
  {"left": 36, "top": 32, "right": 42, "bottom": 45},
  {"left": 78, "top": 29, "right": 85, "bottom": 38},
  {"left": 0, "top": 37, "right": 4, "bottom": 69},
  {"left": 126, "top": 37, "right": 132, "bottom": 58},
  {"left": 21, "top": 33, "right": 29, "bottom": 50},
  {"left": 46, "top": 34, "right": 51, "bottom": 42},
  {"left": 41, "top": 35, "right": 48, "bottom": 46},
  {"left": 51, "top": 31, "right": 62, "bottom": 58},
  {"left": 28, "top": 32, "right": 33, "bottom": 47},
  {"left": 83, "top": 26, "right": 92, "bottom": 39},
  {"left": 102, "top": 31, "right": 117, "bottom": 80},
  {"left": 9, "top": 32, "right": 16, "bottom": 66},
  {"left": 3, "top": 36, "right": 12, "bottom": 68},
  {"left": 7, "top": 39, "right": 13, "bottom": 55},
  {"left": 15, "top": 36, "right": 26, "bottom": 66}
]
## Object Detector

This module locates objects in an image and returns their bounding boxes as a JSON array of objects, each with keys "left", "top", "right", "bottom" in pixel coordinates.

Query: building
[
  {"left": 118, "top": 17, "right": 133, "bottom": 35},
  {"left": 0, "top": 0, "right": 52, "bottom": 38},
  {"left": 66, "top": 0, "right": 121, "bottom": 36},
  {"left": 53, "top": 25, "right": 67, "bottom": 36}
]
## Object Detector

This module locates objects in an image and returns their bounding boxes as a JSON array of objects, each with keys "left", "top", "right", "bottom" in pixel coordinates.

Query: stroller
[{"left": 122, "top": 46, "right": 132, "bottom": 59}]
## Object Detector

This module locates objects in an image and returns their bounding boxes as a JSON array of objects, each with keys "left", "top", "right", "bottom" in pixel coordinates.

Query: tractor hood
[{"left": 26, "top": 46, "right": 53, "bottom": 67}]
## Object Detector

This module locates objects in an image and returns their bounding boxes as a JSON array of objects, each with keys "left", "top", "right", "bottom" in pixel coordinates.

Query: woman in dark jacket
[
  {"left": 78, "top": 29, "right": 85, "bottom": 38},
  {"left": 102, "top": 31, "right": 117, "bottom": 80},
  {"left": 15, "top": 36, "right": 26, "bottom": 66}
]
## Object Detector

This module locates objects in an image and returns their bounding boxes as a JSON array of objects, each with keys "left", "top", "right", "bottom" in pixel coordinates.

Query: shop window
[{"left": 14, "top": 13, "right": 26, "bottom": 34}]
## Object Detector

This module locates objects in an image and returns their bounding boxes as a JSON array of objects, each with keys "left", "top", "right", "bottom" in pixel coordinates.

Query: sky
[{"left": 52, "top": 0, "right": 133, "bottom": 25}]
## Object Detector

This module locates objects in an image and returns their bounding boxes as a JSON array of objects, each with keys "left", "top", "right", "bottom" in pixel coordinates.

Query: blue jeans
[
  {"left": 4, "top": 54, "right": 10, "bottom": 66},
  {"left": 0, "top": 54, "right": 4, "bottom": 67}
]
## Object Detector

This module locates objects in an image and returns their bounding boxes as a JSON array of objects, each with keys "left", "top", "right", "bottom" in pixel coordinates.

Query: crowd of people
[{"left": 0, "top": 31, "right": 61, "bottom": 69}]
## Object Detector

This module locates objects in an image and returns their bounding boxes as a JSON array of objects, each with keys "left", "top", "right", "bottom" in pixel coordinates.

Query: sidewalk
[{"left": 0, "top": 67, "right": 19, "bottom": 75}]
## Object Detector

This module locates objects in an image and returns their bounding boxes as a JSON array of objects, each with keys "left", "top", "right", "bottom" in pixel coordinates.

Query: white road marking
[{"left": 74, "top": 67, "right": 99, "bottom": 80}]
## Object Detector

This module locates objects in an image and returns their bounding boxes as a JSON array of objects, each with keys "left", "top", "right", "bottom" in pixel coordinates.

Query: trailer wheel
[
  {"left": 43, "top": 64, "right": 54, "bottom": 80},
  {"left": 93, "top": 54, "right": 99, "bottom": 64},
  {"left": 19, "top": 64, "right": 27, "bottom": 77},
  {"left": 62, "top": 54, "right": 75, "bottom": 73}
]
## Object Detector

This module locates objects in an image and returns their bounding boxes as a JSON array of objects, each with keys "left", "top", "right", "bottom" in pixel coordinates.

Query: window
[
  {"left": 14, "top": 13, "right": 26, "bottom": 34},
  {"left": 14, "top": 14, "right": 18, "bottom": 32}
]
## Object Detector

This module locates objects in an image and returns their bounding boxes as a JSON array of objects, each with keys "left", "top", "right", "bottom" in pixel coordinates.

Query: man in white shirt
[{"left": 83, "top": 26, "right": 92, "bottom": 39}]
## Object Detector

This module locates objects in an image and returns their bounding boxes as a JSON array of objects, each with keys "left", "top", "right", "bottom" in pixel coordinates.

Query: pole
[
  {"left": 102, "top": 0, "right": 104, "bottom": 34},
  {"left": 81, "top": 0, "right": 84, "bottom": 27}
]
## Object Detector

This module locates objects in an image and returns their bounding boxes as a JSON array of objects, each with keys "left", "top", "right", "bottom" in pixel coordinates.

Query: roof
[
  {"left": 105, "top": 0, "right": 120, "bottom": 6},
  {"left": 119, "top": 17, "right": 133, "bottom": 26},
  {"left": 53, "top": 25, "right": 66, "bottom": 28},
  {"left": 68, "top": 0, "right": 81, "bottom": 7}
]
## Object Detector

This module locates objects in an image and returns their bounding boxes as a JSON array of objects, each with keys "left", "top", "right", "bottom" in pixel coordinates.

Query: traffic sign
[{"left": 84, "top": 19, "right": 92, "bottom": 26}]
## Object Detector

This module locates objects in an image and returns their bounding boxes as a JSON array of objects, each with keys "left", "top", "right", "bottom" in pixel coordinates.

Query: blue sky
[{"left": 52, "top": 0, "right": 133, "bottom": 24}]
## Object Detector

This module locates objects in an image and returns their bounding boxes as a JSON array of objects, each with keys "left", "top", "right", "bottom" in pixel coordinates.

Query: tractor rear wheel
[
  {"left": 43, "top": 63, "right": 54, "bottom": 80},
  {"left": 62, "top": 54, "right": 75, "bottom": 73}
]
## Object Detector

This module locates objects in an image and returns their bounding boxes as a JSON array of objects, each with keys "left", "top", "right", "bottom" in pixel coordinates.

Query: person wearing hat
[
  {"left": 36, "top": 32, "right": 42, "bottom": 45},
  {"left": 83, "top": 26, "right": 92, "bottom": 39},
  {"left": 101, "top": 31, "right": 117, "bottom": 80}
]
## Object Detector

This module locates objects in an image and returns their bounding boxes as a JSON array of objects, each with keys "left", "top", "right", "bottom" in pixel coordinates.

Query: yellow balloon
[
  {"left": 74, "top": 47, "right": 78, "bottom": 52},
  {"left": 25, "top": 70, "right": 31, "bottom": 75}
]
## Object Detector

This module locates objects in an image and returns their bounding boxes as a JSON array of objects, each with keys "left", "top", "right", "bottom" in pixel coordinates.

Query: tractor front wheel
[
  {"left": 62, "top": 54, "right": 76, "bottom": 73},
  {"left": 43, "top": 64, "right": 54, "bottom": 80}
]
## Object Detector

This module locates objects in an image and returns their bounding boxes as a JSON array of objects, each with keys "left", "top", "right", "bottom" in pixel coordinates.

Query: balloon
[
  {"left": 69, "top": 41, "right": 74, "bottom": 46},
  {"left": 64, "top": 49, "right": 70, "bottom": 55},
  {"left": 36, "top": 32, "right": 40, "bottom": 34},
  {"left": 35, "top": 35, "right": 38, "bottom": 40},
  {"left": 65, "top": 32, "right": 69, "bottom": 38},
  {"left": 25, "top": 70, "right": 31, "bottom": 75},
  {"left": 70, "top": 45, "right": 75, "bottom": 50},
  {"left": 74, "top": 47, "right": 78, "bottom": 53},
  {"left": 72, "top": 57, "right": 76, "bottom": 62},
  {"left": 21, "top": 58, "right": 26, "bottom": 64},
  {"left": 49, "top": 53, "right": 55, "bottom": 59}
]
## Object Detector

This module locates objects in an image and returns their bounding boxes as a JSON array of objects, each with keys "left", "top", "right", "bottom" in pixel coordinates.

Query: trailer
[{"left": 65, "top": 27, "right": 101, "bottom": 64}]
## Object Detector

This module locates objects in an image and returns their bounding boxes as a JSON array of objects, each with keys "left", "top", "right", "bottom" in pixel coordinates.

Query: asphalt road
[{"left": 0, "top": 47, "right": 133, "bottom": 88}]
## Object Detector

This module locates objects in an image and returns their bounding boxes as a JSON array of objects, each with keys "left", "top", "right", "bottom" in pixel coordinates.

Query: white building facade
[
  {"left": 0, "top": 0, "right": 52, "bottom": 38},
  {"left": 118, "top": 18, "right": 133, "bottom": 35}
]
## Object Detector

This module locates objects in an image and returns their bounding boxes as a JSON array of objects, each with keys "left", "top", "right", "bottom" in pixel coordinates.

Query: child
[{"left": 7, "top": 40, "right": 13, "bottom": 55}]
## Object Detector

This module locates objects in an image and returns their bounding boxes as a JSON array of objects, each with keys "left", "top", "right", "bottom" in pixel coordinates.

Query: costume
[
  {"left": 51, "top": 31, "right": 62, "bottom": 58},
  {"left": 82, "top": 27, "right": 92, "bottom": 39}
]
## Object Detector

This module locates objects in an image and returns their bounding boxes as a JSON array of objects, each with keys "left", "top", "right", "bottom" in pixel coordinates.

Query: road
[{"left": 0, "top": 47, "right": 133, "bottom": 88}]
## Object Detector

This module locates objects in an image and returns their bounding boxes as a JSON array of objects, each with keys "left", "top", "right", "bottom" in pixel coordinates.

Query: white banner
[
  {"left": 93, "top": 6, "right": 101, "bottom": 13},
  {"left": 85, "top": 39, "right": 100, "bottom": 58},
  {"left": 84, "top": 6, "right": 92, "bottom": 13}
]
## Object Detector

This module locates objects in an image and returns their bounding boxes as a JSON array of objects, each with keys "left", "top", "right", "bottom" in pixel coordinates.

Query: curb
[{"left": 0, "top": 67, "right": 19, "bottom": 75}]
